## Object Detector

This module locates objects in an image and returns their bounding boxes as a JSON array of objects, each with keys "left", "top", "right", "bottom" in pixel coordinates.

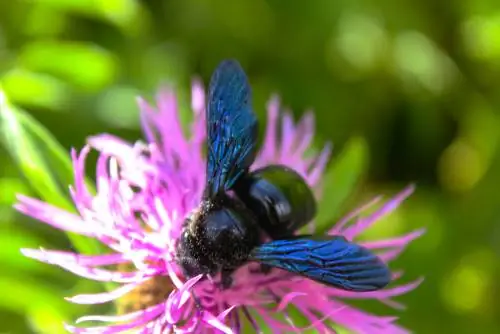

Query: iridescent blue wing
[
  {"left": 250, "top": 235, "right": 391, "bottom": 291},
  {"left": 205, "top": 59, "right": 258, "bottom": 198}
]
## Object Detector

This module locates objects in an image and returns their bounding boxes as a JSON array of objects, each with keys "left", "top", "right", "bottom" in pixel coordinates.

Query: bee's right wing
[
  {"left": 205, "top": 59, "right": 258, "bottom": 199},
  {"left": 250, "top": 235, "right": 391, "bottom": 291}
]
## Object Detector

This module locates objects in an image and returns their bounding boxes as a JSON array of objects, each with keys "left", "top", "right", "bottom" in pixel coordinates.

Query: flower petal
[
  {"left": 21, "top": 248, "right": 159, "bottom": 283},
  {"left": 66, "top": 280, "right": 146, "bottom": 304},
  {"left": 307, "top": 142, "right": 332, "bottom": 186},
  {"left": 76, "top": 303, "right": 164, "bottom": 323},
  {"left": 331, "top": 278, "right": 424, "bottom": 301},
  {"left": 276, "top": 292, "right": 308, "bottom": 312},
  {"left": 362, "top": 229, "right": 425, "bottom": 250},
  {"left": 20, "top": 249, "right": 128, "bottom": 267},
  {"left": 343, "top": 184, "right": 415, "bottom": 240},
  {"left": 329, "top": 195, "right": 383, "bottom": 235},
  {"left": 202, "top": 311, "right": 233, "bottom": 334},
  {"left": 15, "top": 195, "right": 105, "bottom": 237},
  {"left": 65, "top": 304, "right": 163, "bottom": 333}
]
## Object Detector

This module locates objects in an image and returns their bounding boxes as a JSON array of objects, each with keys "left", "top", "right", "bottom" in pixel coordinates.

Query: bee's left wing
[
  {"left": 250, "top": 235, "right": 391, "bottom": 291},
  {"left": 205, "top": 59, "right": 258, "bottom": 198}
]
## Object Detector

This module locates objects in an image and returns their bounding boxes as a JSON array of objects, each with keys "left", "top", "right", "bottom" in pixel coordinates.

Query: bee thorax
[{"left": 175, "top": 198, "right": 259, "bottom": 279}]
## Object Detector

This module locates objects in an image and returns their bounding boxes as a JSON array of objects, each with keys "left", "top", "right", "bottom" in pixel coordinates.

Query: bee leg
[{"left": 219, "top": 268, "right": 234, "bottom": 290}]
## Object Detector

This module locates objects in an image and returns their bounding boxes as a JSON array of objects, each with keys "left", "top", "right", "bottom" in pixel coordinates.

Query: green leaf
[
  {"left": 0, "top": 177, "right": 31, "bottom": 205},
  {"left": 1, "top": 69, "right": 72, "bottom": 110},
  {"left": 0, "top": 89, "right": 101, "bottom": 254},
  {"left": 19, "top": 41, "right": 118, "bottom": 91},
  {"left": 315, "top": 136, "right": 369, "bottom": 234},
  {"left": 0, "top": 277, "right": 72, "bottom": 334},
  {"left": 33, "top": 0, "right": 145, "bottom": 34},
  {"left": 0, "top": 231, "right": 67, "bottom": 277}
]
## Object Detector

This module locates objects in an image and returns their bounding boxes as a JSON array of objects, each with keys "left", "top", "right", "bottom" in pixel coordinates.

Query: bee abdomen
[{"left": 235, "top": 165, "right": 316, "bottom": 240}]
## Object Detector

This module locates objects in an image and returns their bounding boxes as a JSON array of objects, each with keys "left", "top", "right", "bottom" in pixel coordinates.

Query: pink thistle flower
[{"left": 17, "top": 78, "right": 423, "bottom": 333}]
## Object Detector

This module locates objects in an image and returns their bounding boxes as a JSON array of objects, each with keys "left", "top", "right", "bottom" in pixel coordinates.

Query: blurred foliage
[{"left": 1, "top": 0, "right": 500, "bottom": 333}]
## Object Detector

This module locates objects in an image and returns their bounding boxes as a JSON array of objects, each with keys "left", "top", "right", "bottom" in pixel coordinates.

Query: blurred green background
[{"left": 1, "top": 0, "right": 499, "bottom": 333}]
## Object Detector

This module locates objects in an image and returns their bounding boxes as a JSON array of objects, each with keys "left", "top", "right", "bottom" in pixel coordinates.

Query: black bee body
[
  {"left": 176, "top": 195, "right": 262, "bottom": 286},
  {"left": 175, "top": 59, "right": 391, "bottom": 293},
  {"left": 176, "top": 166, "right": 314, "bottom": 287}
]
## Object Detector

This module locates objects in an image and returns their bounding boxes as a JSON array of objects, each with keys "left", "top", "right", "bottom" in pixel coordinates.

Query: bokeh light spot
[
  {"left": 441, "top": 253, "right": 492, "bottom": 314},
  {"left": 462, "top": 14, "right": 500, "bottom": 62},
  {"left": 438, "top": 139, "right": 485, "bottom": 192},
  {"left": 392, "top": 31, "right": 456, "bottom": 94},
  {"left": 335, "top": 11, "right": 388, "bottom": 71},
  {"left": 462, "top": 99, "right": 500, "bottom": 162},
  {"left": 96, "top": 86, "right": 141, "bottom": 129},
  {"left": 97, "top": 0, "right": 145, "bottom": 34}
]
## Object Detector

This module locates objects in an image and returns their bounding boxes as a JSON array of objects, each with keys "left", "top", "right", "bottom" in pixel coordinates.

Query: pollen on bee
[
  {"left": 185, "top": 206, "right": 204, "bottom": 235},
  {"left": 116, "top": 263, "right": 174, "bottom": 314}
]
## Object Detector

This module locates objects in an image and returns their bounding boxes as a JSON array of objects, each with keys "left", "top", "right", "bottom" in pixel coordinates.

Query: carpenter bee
[{"left": 175, "top": 59, "right": 391, "bottom": 291}]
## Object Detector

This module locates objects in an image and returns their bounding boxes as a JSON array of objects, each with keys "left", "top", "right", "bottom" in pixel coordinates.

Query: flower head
[{"left": 17, "top": 78, "right": 423, "bottom": 333}]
